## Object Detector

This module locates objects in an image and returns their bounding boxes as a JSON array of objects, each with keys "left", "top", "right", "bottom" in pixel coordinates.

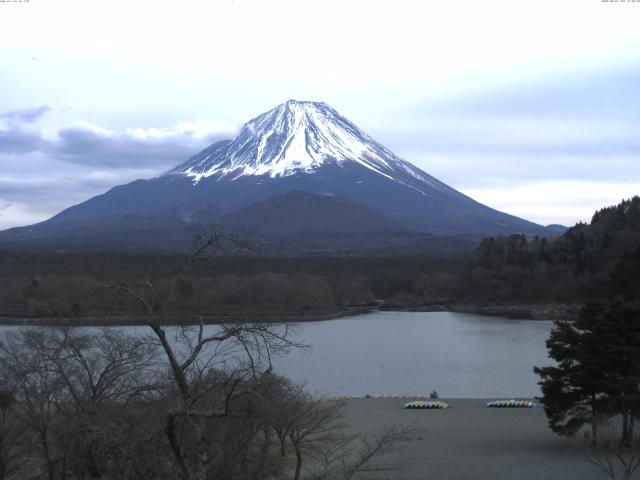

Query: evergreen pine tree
[{"left": 535, "top": 301, "right": 640, "bottom": 443}]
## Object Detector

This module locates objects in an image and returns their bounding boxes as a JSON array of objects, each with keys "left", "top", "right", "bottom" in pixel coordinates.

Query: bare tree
[
  {"left": 310, "top": 426, "right": 414, "bottom": 480},
  {"left": 256, "top": 373, "right": 299, "bottom": 458},
  {"left": 48, "top": 328, "right": 159, "bottom": 479},
  {"left": 112, "top": 227, "right": 304, "bottom": 480},
  {"left": 0, "top": 329, "right": 70, "bottom": 480},
  {"left": 261, "top": 379, "right": 414, "bottom": 480},
  {"left": 288, "top": 396, "right": 346, "bottom": 480},
  {"left": 0, "top": 390, "right": 24, "bottom": 480},
  {"left": 0, "top": 327, "right": 162, "bottom": 480},
  {"left": 585, "top": 417, "right": 640, "bottom": 480},
  {"left": 0, "top": 227, "right": 415, "bottom": 480}
]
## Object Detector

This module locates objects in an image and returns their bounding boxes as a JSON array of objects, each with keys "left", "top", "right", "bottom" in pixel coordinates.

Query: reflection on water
[{"left": 0, "top": 311, "right": 555, "bottom": 398}]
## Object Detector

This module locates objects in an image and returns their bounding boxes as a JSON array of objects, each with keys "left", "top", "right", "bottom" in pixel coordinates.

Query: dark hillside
[{"left": 459, "top": 197, "right": 640, "bottom": 304}]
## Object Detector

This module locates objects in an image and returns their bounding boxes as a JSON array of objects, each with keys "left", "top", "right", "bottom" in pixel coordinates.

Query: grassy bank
[{"left": 342, "top": 398, "right": 601, "bottom": 480}]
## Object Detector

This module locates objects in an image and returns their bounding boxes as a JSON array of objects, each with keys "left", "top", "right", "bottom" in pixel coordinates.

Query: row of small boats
[
  {"left": 486, "top": 399, "right": 538, "bottom": 408},
  {"left": 404, "top": 401, "right": 449, "bottom": 409},
  {"left": 404, "top": 399, "right": 538, "bottom": 409}
]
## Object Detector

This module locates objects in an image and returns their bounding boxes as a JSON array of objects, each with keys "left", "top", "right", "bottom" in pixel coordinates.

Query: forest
[
  {"left": 0, "top": 198, "right": 639, "bottom": 479},
  {"left": 460, "top": 196, "right": 640, "bottom": 304},
  {"left": 0, "top": 197, "right": 638, "bottom": 322}
]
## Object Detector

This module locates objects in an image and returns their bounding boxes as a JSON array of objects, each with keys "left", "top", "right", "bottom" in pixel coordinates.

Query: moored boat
[
  {"left": 404, "top": 400, "right": 449, "bottom": 409},
  {"left": 486, "top": 399, "right": 537, "bottom": 408}
]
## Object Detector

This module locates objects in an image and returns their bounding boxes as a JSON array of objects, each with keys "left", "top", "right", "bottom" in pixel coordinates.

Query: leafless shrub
[
  {"left": 309, "top": 426, "right": 415, "bottom": 480},
  {"left": 585, "top": 418, "right": 640, "bottom": 480}
]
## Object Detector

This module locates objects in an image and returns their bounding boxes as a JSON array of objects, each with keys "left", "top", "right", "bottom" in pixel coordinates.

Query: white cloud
[
  {"left": 0, "top": 199, "right": 50, "bottom": 230},
  {"left": 0, "top": 165, "right": 163, "bottom": 230},
  {"left": 463, "top": 181, "right": 640, "bottom": 226},
  {"left": 1, "top": 0, "right": 639, "bottom": 94},
  {"left": 126, "top": 119, "right": 236, "bottom": 141},
  {"left": 0, "top": 1, "right": 639, "bottom": 230},
  {"left": 68, "top": 120, "right": 115, "bottom": 137}
]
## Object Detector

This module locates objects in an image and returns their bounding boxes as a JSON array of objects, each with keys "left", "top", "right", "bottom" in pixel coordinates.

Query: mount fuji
[{"left": 0, "top": 100, "right": 561, "bottom": 252}]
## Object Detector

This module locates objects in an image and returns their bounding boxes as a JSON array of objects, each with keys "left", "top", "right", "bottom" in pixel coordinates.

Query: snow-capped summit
[
  {"left": 161, "top": 100, "right": 451, "bottom": 195},
  {"left": 0, "top": 100, "right": 560, "bottom": 251}
]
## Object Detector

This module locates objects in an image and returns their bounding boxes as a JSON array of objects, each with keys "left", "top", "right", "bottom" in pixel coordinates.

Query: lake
[
  {"left": 0, "top": 311, "right": 556, "bottom": 398},
  {"left": 275, "top": 311, "right": 555, "bottom": 398}
]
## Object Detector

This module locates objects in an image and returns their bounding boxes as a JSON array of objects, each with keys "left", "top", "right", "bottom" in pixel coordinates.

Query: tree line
[
  {"left": 531, "top": 198, "right": 640, "bottom": 479},
  {"left": 459, "top": 196, "right": 640, "bottom": 305},
  {"left": 1, "top": 197, "right": 639, "bottom": 320},
  {"left": 0, "top": 253, "right": 461, "bottom": 320}
]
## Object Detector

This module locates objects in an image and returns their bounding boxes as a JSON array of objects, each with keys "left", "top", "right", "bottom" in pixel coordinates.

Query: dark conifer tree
[
  {"left": 610, "top": 245, "right": 640, "bottom": 301},
  {"left": 535, "top": 301, "right": 640, "bottom": 444},
  {"left": 534, "top": 303, "right": 610, "bottom": 441}
]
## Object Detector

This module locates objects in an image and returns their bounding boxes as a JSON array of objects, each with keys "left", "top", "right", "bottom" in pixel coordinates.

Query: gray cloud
[
  {"left": 0, "top": 105, "right": 51, "bottom": 123},
  {"left": 0, "top": 128, "right": 44, "bottom": 154},
  {"left": 0, "top": 107, "right": 234, "bottom": 171},
  {"left": 0, "top": 125, "right": 213, "bottom": 169},
  {"left": 0, "top": 158, "right": 164, "bottom": 229},
  {"left": 0, "top": 105, "right": 49, "bottom": 154},
  {"left": 50, "top": 126, "right": 227, "bottom": 169},
  {"left": 1, "top": 57, "right": 639, "bottom": 231},
  {"left": 0, "top": 113, "right": 235, "bottom": 229}
]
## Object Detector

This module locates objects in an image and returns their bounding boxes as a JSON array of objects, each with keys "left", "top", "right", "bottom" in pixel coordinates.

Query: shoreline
[
  {"left": 0, "top": 307, "right": 373, "bottom": 327},
  {"left": 325, "top": 395, "right": 540, "bottom": 401},
  {"left": 0, "top": 303, "right": 577, "bottom": 327},
  {"left": 450, "top": 303, "right": 579, "bottom": 320},
  {"left": 342, "top": 397, "right": 598, "bottom": 480}
]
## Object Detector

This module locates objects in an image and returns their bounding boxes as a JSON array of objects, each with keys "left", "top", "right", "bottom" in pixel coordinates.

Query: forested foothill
[
  {"left": 0, "top": 197, "right": 638, "bottom": 323},
  {"left": 460, "top": 196, "right": 640, "bottom": 306}
]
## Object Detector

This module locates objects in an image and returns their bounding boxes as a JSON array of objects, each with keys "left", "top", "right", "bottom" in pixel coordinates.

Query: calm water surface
[
  {"left": 0, "top": 311, "right": 555, "bottom": 398},
  {"left": 274, "top": 311, "right": 555, "bottom": 398}
]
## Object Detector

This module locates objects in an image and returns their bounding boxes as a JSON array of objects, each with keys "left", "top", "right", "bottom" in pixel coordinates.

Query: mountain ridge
[
  {"left": 160, "top": 100, "right": 454, "bottom": 194},
  {"left": 216, "top": 190, "right": 402, "bottom": 237},
  {"left": 0, "top": 100, "right": 564, "bottom": 252}
]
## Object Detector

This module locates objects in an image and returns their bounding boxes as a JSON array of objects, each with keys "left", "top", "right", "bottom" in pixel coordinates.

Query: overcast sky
[{"left": 1, "top": 0, "right": 639, "bottom": 229}]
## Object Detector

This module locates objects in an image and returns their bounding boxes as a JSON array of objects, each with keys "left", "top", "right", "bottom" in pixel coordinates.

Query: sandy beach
[{"left": 343, "top": 398, "right": 606, "bottom": 480}]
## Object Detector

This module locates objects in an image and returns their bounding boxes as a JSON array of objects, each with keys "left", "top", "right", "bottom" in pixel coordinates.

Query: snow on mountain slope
[
  {"left": 0, "top": 99, "right": 558, "bottom": 248},
  {"left": 160, "top": 100, "right": 455, "bottom": 196}
]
